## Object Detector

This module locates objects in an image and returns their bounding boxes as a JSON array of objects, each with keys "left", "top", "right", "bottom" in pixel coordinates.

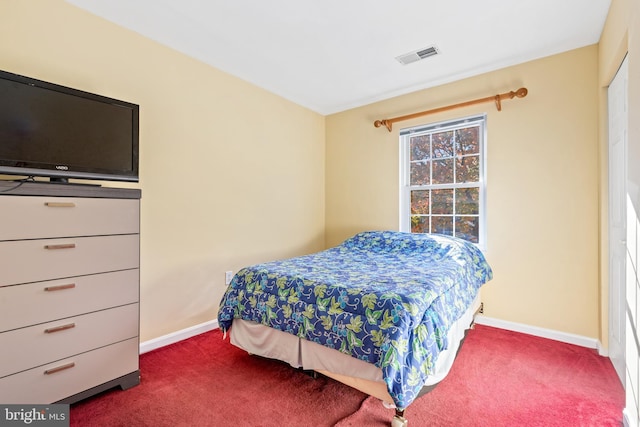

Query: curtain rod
[{"left": 373, "top": 87, "right": 528, "bottom": 132}]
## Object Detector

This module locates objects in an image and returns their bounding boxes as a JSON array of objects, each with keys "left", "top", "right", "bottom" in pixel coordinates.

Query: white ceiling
[{"left": 66, "top": 0, "right": 611, "bottom": 115}]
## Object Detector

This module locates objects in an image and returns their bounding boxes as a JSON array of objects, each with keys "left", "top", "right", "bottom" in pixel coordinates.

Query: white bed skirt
[{"left": 230, "top": 294, "right": 480, "bottom": 390}]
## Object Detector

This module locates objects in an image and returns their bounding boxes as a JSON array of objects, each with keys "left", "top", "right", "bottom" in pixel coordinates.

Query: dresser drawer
[
  {"left": 0, "top": 303, "right": 138, "bottom": 378},
  {"left": 0, "top": 196, "right": 139, "bottom": 241},
  {"left": 0, "top": 269, "right": 139, "bottom": 333},
  {"left": 0, "top": 337, "right": 139, "bottom": 404},
  {"left": 0, "top": 234, "right": 139, "bottom": 286}
]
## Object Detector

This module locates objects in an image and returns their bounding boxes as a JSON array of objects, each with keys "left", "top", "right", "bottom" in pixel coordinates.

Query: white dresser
[{"left": 0, "top": 181, "right": 141, "bottom": 404}]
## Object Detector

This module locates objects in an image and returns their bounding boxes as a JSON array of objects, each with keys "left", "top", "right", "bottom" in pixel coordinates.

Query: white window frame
[{"left": 399, "top": 114, "right": 487, "bottom": 250}]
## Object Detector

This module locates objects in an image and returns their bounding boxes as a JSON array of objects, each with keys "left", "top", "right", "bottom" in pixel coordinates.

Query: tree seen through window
[{"left": 401, "top": 115, "right": 485, "bottom": 245}]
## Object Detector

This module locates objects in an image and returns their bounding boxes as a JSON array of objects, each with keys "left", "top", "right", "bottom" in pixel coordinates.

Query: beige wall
[
  {"left": 0, "top": 0, "right": 326, "bottom": 341},
  {"left": 326, "top": 46, "right": 601, "bottom": 338},
  {"left": 2, "top": 0, "right": 631, "bottom": 348}
]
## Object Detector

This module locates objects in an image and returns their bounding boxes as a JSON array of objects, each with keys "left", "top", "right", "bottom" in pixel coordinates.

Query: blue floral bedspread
[{"left": 218, "top": 231, "right": 492, "bottom": 409}]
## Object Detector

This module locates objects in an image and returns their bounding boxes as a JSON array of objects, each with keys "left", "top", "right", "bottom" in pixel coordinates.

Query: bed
[{"left": 218, "top": 230, "right": 493, "bottom": 426}]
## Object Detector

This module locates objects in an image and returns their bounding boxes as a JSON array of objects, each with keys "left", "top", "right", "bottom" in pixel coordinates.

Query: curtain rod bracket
[{"left": 374, "top": 87, "right": 528, "bottom": 132}]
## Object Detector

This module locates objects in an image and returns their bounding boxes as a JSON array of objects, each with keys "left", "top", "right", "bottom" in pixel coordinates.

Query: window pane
[
  {"left": 432, "top": 158, "right": 454, "bottom": 184},
  {"left": 410, "top": 161, "right": 430, "bottom": 185},
  {"left": 455, "top": 127, "right": 480, "bottom": 156},
  {"left": 411, "top": 215, "right": 429, "bottom": 233},
  {"left": 400, "top": 115, "right": 485, "bottom": 246},
  {"left": 432, "top": 131, "right": 454, "bottom": 158},
  {"left": 411, "top": 190, "right": 430, "bottom": 214},
  {"left": 455, "top": 187, "right": 479, "bottom": 215},
  {"left": 410, "top": 135, "right": 430, "bottom": 161},
  {"left": 432, "top": 216, "right": 453, "bottom": 235},
  {"left": 455, "top": 216, "right": 479, "bottom": 243},
  {"left": 455, "top": 155, "right": 479, "bottom": 183},
  {"left": 432, "top": 189, "right": 453, "bottom": 214}
]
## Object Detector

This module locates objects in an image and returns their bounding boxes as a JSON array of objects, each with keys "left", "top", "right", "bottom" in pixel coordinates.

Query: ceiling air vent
[{"left": 395, "top": 46, "right": 440, "bottom": 65}]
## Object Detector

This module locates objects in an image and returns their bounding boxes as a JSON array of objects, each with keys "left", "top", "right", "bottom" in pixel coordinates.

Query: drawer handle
[
  {"left": 44, "top": 202, "right": 76, "bottom": 208},
  {"left": 44, "top": 362, "right": 75, "bottom": 375},
  {"left": 44, "top": 243, "right": 76, "bottom": 250},
  {"left": 44, "top": 283, "right": 76, "bottom": 292},
  {"left": 44, "top": 323, "right": 76, "bottom": 334}
]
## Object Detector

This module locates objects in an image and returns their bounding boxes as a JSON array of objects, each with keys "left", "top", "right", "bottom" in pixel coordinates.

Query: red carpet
[
  {"left": 70, "top": 329, "right": 365, "bottom": 426},
  {"left": 70, "top": 325, "right": 624, "bottom": 426},
  {"left": 336, "top": 325, "right": 624, "bottom": 426}
]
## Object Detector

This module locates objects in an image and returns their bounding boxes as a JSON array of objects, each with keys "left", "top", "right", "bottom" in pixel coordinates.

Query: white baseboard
[
  {"left": 139, "top": 319, "right": 219, "bottom": 354},
  {"left": 623, "top": 407, "right": 635, "bottom": 427},
  {"left": 140, "top": 315, "right": 602, "bottom": 357},
  {"left": 474, "top": 314, "right": 602, "bottom": 351}
]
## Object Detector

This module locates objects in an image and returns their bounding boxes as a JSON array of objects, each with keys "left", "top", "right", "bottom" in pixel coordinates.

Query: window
[{"left": 399, "top": 114, "right": 486, "bottom": 247}]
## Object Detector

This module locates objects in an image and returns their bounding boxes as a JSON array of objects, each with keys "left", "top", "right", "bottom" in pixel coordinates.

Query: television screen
[{"left": 0, "top": 70, "right": 139, "bottom": 183}]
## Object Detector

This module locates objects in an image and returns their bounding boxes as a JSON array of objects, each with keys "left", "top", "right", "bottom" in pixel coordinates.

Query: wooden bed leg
[{"left": 392, "top": 409, "right": 408, "bottom": 427}]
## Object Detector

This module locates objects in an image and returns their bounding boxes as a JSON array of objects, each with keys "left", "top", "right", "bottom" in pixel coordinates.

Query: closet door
[{"left": 608, "top": 55, "right": 628, "bottom": 384}]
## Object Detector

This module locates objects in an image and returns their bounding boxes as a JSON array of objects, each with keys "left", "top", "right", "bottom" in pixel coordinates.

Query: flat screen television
[{"left": 0, "top": 69, "right": 139, "bottom": 183}]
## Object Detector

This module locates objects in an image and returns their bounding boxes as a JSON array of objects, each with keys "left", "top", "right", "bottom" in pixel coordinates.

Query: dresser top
[{"left": 0, "top": 180, "right": 141, "bottom": 199}]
